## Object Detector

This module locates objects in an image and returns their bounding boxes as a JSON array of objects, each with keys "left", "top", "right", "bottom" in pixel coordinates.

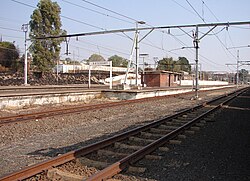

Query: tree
[
  {"left": 239, "top": 69, "right": 248, "bottom": 83},
  {"left": 157, "top": 56, "right": 191, "bottom": 72},
  {"left": 176, "top": 57, "right": 191, "bottom": 73},
  {"left": 108, "top": 55, "right": 128, "bottom": 67},
  {"left": 87, "top": 54, "right": 105, "bottom": 62},
  {"left": 157, "top": 57, "right": 175, "bottom": 71},
  {"left": 29, "top": 0, "right": 65, "bottom": 72},
  {"left": 0, "top": 41, "right": 19, "bottom": 70}
]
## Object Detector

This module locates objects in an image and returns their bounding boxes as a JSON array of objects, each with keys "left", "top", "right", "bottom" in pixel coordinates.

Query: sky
[{"left": 0, "top": 0, "right": 250, "bottom": 72}]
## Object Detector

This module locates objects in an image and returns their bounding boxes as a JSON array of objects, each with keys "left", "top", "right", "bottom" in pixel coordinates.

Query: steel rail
[
  {"left": 0, "top": 90, "right": 193, "bottom": 125},
  {"left": 0, "top": 101, "right": 201, "bottom": 181},
  {"left": 87, "top": 88, "right": 248, "bottom": 180},
  {"left": 0, "top": 87, "right": 247, "bottom": 181},
  {"left": 0, "top": 87, "right": 223, "bottom": 125}
]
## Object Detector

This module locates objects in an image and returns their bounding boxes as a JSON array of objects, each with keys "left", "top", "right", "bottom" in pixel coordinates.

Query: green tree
[
  {"left": 87, "top": 54, "right": 105, "bottom": 62},
  {"left": 176, "top": 57, "right": 191, "bottom": 73},
  {"left": 157, "top": 56, "right": 191, "bottom": 72},
  {"left": 108, "top": 55, "right": 128, "bottom": 67},
  {"left": 0, "top": 41, "right": 19, "bottom": 70},
  {"left": 157, "top": 57, "right": 175, "bottom": 71},
  {"left": 29, "top": 0, "right": 65, "bottom": 72},
  {"left": 239, "top": 69, "right": 248, "bottom": 83}
]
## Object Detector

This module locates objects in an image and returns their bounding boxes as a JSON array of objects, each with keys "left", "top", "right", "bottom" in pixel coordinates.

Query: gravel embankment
[
  {"left": 115, "top": 88, "right": 250, "bottom": 181},
  {"left": 0, "top": 87, "right": 240, "bottom": 177}
]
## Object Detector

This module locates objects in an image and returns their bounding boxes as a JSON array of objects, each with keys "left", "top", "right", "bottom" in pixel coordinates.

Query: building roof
[{"left": 144, "top": 70, "right": 182, "bottom": 75}]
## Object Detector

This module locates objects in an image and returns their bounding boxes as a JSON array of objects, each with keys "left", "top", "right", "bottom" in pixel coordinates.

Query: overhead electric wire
[
  {"left": 185, "top": 0, "right": 204, "bottom": 21},
  {"left": 81, "top": 0, "right": 137, "bottom": 22},
  {"left": 199, "top": 27, "right": 226, "bottom": 36},
  {"left": 185, "top": 0, "right": 237, "bottom": 60},
  {"left": 171, "top": 0, "right": 197, "bottom": 16},
  {"left": 10, "top": 0, "right": 106, "bottom": 31},
  {"left": 0, "top": 16, "right": 24, "bottom": 24},
  {"left": 201, "top": 0, "right": 220, "bottom": 21},
  {"left": 61, "top": 0, "right": 134, "bottom": 25},
  {"left": 75, "top": 39, "right": 131, "bottom": 56},
  {"left": 0, "top": 26, "right": 22, "bottom": 32},
  {"left": 231, "top": 26, "right": 250, "bottom": 30},
  {"left": 0, "top": 34, "right": 23, "bottom": 39},
  {"left": 10, "top": 0, "right": 204, "bottom": 63},
  {"left": 10, "top": 0, "right": 176, "bottom": 63}
]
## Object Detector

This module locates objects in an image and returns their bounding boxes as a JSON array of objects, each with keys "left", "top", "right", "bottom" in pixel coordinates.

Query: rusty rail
[
  {"left": 0, "top": 88, "right": 207, "bottom": 125},
  {"left": 0, "top": 87, "right": 247, "bottom": 181}
]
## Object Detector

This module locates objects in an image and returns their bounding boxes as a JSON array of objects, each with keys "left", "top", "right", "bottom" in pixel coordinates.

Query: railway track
[
  {"left": 0, "top": 87, "right": 247, "bottom": 181},
  {"left": 0, "top": 88, "right": 215, "bottom": 125}
]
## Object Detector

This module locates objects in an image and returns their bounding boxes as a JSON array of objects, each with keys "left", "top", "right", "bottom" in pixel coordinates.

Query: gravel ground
[
  {"left": 0, "top": 87, "right": 240, "bottom": 178},
  {"left": 119, "top": 88, "right": 250, "bottom": 181}
]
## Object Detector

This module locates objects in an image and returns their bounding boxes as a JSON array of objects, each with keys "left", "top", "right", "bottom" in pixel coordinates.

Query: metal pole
[
  {"left": 110, "top": 61, "right": 112, "bottom": 89},
  {"left": 88, "top": 64, "right": 91, "bottom": 88},
  {"left": 236, "top": 50, "right": 239, "bottom": 88},
  {"left": 124, "top": 33, "right": 137, "bottom": 85},
  {"left": 195, "top": 26, "right": 199, "bottom": 98},
  {"left": 22, "top": 24, "right": 28, "bottom": 85},
  {"left": 143, "top": 57, "right": 145, "bottom": 87},
  {"left": 56, "top": 59, "right": 58, "bottom": 84},
  {"left": 135, "top": 22, "right": 139, "bottom": 85},
  {"left": 73, "top": 50, "right": 75, "bottom": 73},
  {"left": 34, "top": 21, "right": 250, "bottom": 40}
]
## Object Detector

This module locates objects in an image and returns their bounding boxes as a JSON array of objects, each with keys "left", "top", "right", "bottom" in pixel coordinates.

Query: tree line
[{"left": 2, "top": 0, "right": 248, "bottom": 82}]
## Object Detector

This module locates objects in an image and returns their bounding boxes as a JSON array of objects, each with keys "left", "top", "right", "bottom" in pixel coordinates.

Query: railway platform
[{"left": 0, "top": 84, "right": 236, "bottom": 110}]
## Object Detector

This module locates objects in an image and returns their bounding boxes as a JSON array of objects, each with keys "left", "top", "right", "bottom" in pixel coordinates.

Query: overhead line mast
[
  {"left": 33, "top": 20, "right": 250, "bottom": 98},
  {"left": 33, "top": 21, "right": 250, "bottom": 40}
]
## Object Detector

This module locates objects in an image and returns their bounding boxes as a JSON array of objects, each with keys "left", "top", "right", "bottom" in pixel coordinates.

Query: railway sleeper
[
  {"left": 172, "top": 119, "right": 189, "bottom": 124},
  {"left": 140, "top": 131, "right": 164, "bottom": 139},
  {"left": 185, "top": 130, "right": 195, "bottom": 134},
  {"left": 97, "top": 149, "right": 128, "bottom": 158},
  {"left": 174, "top": 117, "right": 190, "bottom": 121},
  {"left": 165, "top": 121, "right": 183, "bottom": 126},
  {"left": 127, "top": 166, "right": 146, "bottom": 173},
  {"left": 159, "top": 147, "right": 170, "bottom": 152},
  {"left": 190, "top": 126, "right": 200, "bottom": 131},
  {"left": 178, "top": 134, "right": 187, "bottom": 139},
  {"left": 150, "top": 128, "right": 172, "bottom": 134},
  {"left": 169, "top": 139, "right": 182, "bottom": 145},
  {"left": 114, "top": 142, "right": 143, "bottom": 151},
  {"left": 129, "top": 136, "right": 155, "bottom": 143},
  {"left": 77, "top": 157, "right": 109, "bottom": 170},
  {"left": 196, "top": 122, "right": 205, "bottom": 127},
  {"left": 145, "top": 154, "right": 163, "bottom": 160},
  {"left": 158, "top": 124, "right": 179, "bottom": 130},
  {"left": 47, "top": 168, "right": 86, "bottom": 181},
  {"left": 203, "top": 117, "right": 216, "bottom": 122},
  {"left": 185, "top": 113, "right": 203, "bottom": 118},
  {"left": 200, "top": 120, "right": 206, "bottom": 124}
]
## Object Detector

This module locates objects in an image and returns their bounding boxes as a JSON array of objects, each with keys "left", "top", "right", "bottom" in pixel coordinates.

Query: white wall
[{"left": 179, "top": 80, "right": 228, "bottom": 86}]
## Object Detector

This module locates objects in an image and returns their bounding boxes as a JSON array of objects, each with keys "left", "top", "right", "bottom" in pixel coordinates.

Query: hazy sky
[{"left": 1, "top": 0, "right": 250, "bottom": 72}]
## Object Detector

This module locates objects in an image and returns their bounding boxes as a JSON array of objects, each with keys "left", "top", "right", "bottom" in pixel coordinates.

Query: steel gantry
[{"left": 29, "top": 20, "right": 250, "bottom": 97}]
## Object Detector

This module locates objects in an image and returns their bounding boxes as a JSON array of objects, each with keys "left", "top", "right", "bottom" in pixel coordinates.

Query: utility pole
[
  {"left": 135, "top": 21, "right": 146, "bottom": 86},
  {"left": 236, "top": 50, "right": 239, "bottom": 88},
  {"left": 135, "top": 22, "right": 139, "bottom": 85},
  {"left": 153, "top": 57, "right": 158, "bottom": 69},
  {"left": 194, "top": 26, "right": 199, "bottom": 98},
  {"left": 22, "top": 24, "right": 28, "bottom": 85},
  {"left": 139, "top": 53, "right": 149, "bottom": 87}
]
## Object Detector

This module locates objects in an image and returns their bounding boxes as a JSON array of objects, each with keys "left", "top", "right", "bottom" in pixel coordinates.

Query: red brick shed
[{"left": 142, "top": 70, "right": 181, "bottom": 87}]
